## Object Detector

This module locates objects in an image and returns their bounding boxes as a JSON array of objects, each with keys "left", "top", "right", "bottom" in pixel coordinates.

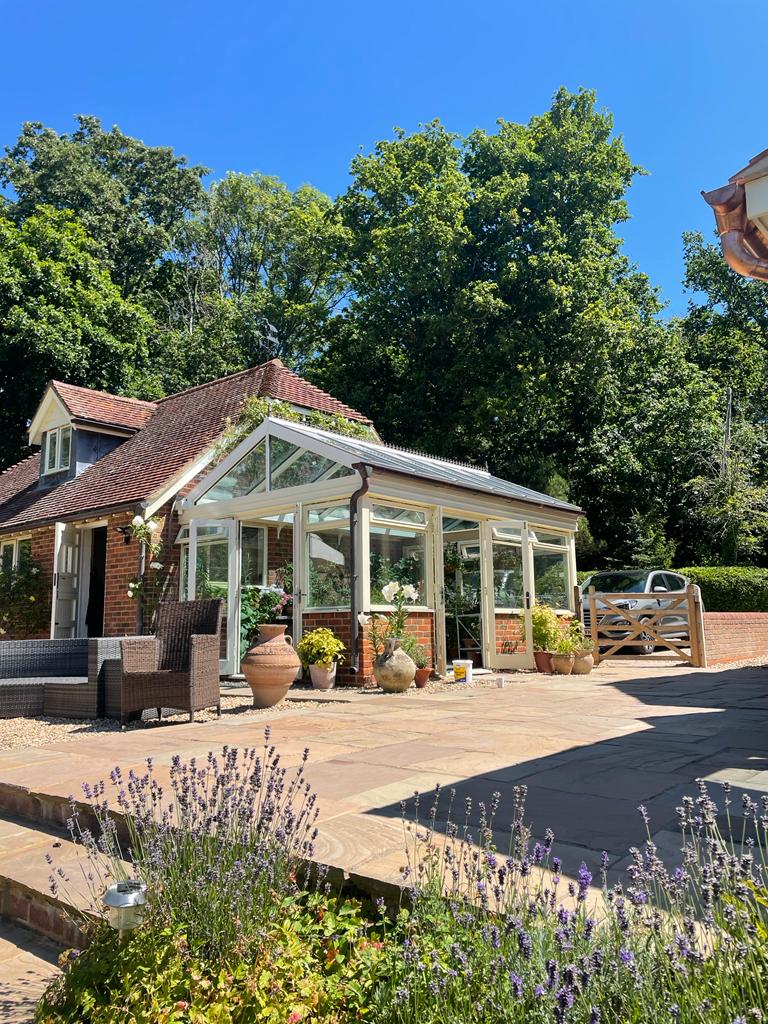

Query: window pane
[
  {"left": 241, "top": 526, "right": 265, "bottom": 586},
  {"left": 493, "top": 543, "right": 523, "bottom": 608},
  {"left": 59, "top": 427, "right": 71, "bottom": 469},
  {"left": 47, "top": 431, "right": 58, "bottom": 471},
  {"left": 493, "top": 525, "right": 522, "bottom": 543},
  {"left": 534, "top": 550, "right": 569, "bottom": 608},
  {"left": 307, "top": 524, "right": 351, "bottom": 607},
  {"left": 17, "top": 539, "right": 32, "bottom": 566},
  {"left": 370, "top": 525, "right": 426, "bottom": 603},
  {"left": 442, "top": 517, "right": 478, "bottom": 533},
  {"left": 0, "top": 544, "right": 14, "bottom": 573},
  {"left": 532, "top": 530, "right": 566, "bottom": 547},
  {"left": 371, "top": 504, "right": 426, "bottom": 525},
  {"left": 307, "top": 505, "right": 349, "bottom": 523},
  {"left": 270, "top": 437, "right": 351, "bottom": 489},
  {"left": 199, "top": 441, "right": 266, "bottom": 503},
  {"left": 195, "top": 541, "right": 229, "bottom": 599}
]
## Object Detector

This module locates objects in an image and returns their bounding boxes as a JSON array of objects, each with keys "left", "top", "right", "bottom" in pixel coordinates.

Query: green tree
[
  {"left": 0, "top": 116, "right": 207, "bottom": 299},
  {"left": 0, "top": 206, "right": 154, "bottom": 468}
]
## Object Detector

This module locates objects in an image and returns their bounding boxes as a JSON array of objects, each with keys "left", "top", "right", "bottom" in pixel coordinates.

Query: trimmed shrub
[{"left": 676, "top": 566, "right": 768, "bottom": 612}]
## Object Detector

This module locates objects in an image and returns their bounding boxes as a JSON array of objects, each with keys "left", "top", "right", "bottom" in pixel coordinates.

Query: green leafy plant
[
  {"left": 552, "top": 630, "right": 577, "bottom": 656},
  {"left": 396, "top": 633, "right": 429, "bottom": 668},
  {"left": 296, "top": 627, "right": 346, "bottom": 669},
  {"left": 240, "top": 586, "right": 291, "bottom": 651},
  {"left": 0, "top": 557, "right": 48, "bottom": 636},
  {"left": 530, "top": 601, "right": 560, "bottom": 652},
  {"left": 567, "top": 617, "right": 593, "bottom": 653}
]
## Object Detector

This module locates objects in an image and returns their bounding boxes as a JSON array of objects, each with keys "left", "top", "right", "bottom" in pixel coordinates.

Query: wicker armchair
[{"left": 119, "top": 599, "right": 223, "bottom": 726}]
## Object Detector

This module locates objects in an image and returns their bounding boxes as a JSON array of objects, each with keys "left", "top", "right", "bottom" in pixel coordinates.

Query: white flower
[
  {"left": 131, "top": 515, "right": 144, "bottom": 527},
  {"left": 147, "top": 521, "right": 158, "bottom": 533},
  {"left": 401, "top": 584, "right": 419, "bottom": 602},
  {"left": 381, "top": 582, "right": 400, "bottom": 604},
  {"left": 31, "top": 567, "right": 39, "bottom": 575},
  {"left": 127, "top": 591, "right": 133, "bottom": 598},
  {"left": 357, "top": 612, "right": 371, "bottom": 626},
  {"left": 150, "top": 561, "right": 163, "bottom": 570}
]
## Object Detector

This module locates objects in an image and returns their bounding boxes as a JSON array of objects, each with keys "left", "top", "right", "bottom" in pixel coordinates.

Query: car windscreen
[{"left": 582, "top": 572, "right": 648, "bottom": 593}]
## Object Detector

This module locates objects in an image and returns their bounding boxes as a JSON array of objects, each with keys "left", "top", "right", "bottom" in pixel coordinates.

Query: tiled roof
[
  {"left": 52, "top": 381, "right": 156, "bottom": 432},
  {"left": 0, "top": 360, "right": 371, "bottom": 534}
]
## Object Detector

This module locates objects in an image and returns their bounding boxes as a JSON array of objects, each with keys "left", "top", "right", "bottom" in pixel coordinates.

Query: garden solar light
[{"left": 103, "top": 880, "right": 147, "bottom": 935}]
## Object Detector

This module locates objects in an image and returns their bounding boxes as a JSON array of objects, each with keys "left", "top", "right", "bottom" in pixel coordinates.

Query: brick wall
[
  {"left": 495, "top": 612, "right": 527, "bottom": 655},
  {"left": 267, "top": 526, "right": 293, "bottom": 585},
  {"left": 703, "top": 612, "right": 768, "bottom": 666},
  {"left": 300, "top": 609, "right": 435, "bottom": 687}
]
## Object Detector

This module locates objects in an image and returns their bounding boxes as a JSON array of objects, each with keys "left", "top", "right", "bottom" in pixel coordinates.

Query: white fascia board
[
  {"left": 365, "top": 473, "right": 580, "bottom": 533},
  {"left": 28, "top": 388, "right": 71, "bottom": 447},
  {"left": 144, "top": 445, "right": 219, "bottom": 518},
  {"left": 177, "top": 475, "right": 359, "bottom": 524},
  {"left": 182, "top": 417, "right": 361, "bottom": 506}
]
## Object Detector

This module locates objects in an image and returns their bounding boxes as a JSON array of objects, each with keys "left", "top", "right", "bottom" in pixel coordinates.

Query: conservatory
[{"left": 176, "top": 418, "right": 581, "bottom": 682}]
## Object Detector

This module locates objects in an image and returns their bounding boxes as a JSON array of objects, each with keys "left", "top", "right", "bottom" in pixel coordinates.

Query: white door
[
  {"left": 52, "top": 523, "right": 80, "bottom": 638},
  {"left": 482, "top": 520, "right": 534, "bottom": 670},
  {"left": 187, "top": 519, "right": 239, "bottom": 675}
]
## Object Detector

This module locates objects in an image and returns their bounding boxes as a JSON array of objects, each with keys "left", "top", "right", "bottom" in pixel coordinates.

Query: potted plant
[
  {"left": 568, "top": 619, "right": 595, "bottom": 674},
  {"left": 240, "top": 587, "right": 300, "bottom": 708},
  {"left": 296, "top": 628, "right": 346, "bottom": 690},
  {"left": 399, "top": 633, "right": 432, "bottom": 687},
  {"left": 368, "top": 581, "right": 418, "bottom": 692},
  {"left": 531, "top": 602, "right": 559, "bottom": 674},
  {"left": 551, "top": 631, "right": 576, "bottom": 675}
]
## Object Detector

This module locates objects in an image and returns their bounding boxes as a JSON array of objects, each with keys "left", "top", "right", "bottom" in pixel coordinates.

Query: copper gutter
[{"left": 702, "top": 181, "right": 768, "bottom": 282}]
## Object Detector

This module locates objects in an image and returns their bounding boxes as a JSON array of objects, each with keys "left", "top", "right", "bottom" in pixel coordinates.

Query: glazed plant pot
[
  {"left": 414, "top": 667, "right": 432, "bottom": 689},
  {"left": 551, "top": 653, "right": 575, "bottom": 676},
  {"left": 309, "top": 663, "right": 337, "bottom": 690},
  {"left": 533, "top": 650, "right": 554, "bottom": 674},
  {"left": 572, "top": 652, "right": 594, "bottom": 675},
  {"left": 374, "top": 637, "right": 416, "bottom": 693},
  {"left": 240, "top": 624, "right": 301, "bottom": 708}
]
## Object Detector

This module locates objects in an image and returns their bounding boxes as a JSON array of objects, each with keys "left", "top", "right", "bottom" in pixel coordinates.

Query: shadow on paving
[{"left": 363, "top": 666, "right": 768, "bottom": 877}]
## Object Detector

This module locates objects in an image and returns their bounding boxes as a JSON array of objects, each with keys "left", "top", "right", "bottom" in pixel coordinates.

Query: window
[
  {"left": 270, "top": 438, "right": 353, "bottom": 490},
  {"left": 306, "top": 506, "right": 351, "bottom": 608},
  {"left": 370, "top": 504, "right": 428, "bottom": 605},
  {"left": 0, "top": 543, "right": 14, "bottom": 574},
  {"left": 241, "top": 526, "right": 266, "bottom": 586},
  {"left": 0, "top": 537, "right": 33, "bottom": 573},
  {"left": 533, "top": 550, "right": 569, "bottom": 609},
  {"left": 45, "top": 426, "right": 72, "bottom": 473},
  {"left": 493, "top": 543, "right": 524, "bottom": 608},
  {"left": 199, "top": 441, "right": 267, "bottom": 503},
  {"left": 530, "top": 529, "right": 566, "bottom": 546}
]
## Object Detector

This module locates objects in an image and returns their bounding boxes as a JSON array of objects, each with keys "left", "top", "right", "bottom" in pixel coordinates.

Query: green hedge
[{"left": 576, "top": 566, "right": 768, "bottom": 612}]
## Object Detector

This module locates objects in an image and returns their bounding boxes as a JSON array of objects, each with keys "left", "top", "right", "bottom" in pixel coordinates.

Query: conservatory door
[
  {"left": 51, "top": 522, "right": 80, "bottom": 639},
  {"left": 187, "top": 519, "right": 239, "bottom": 675},
  {"left": 482, "top": 520, "right": 534, "bottom": 670}
]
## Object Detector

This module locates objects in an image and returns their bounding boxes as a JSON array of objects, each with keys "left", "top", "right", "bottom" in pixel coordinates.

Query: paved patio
[{"left": 0, "top": 657, "right": 766, "bottom": 893}]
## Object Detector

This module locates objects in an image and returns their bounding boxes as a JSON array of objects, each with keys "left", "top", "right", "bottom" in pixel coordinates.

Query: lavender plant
[
  {"left": 373, "top": 781, "right": 768, "bottom": 1023},
  {"left": 61, "top": 727, "right": 320, "bottom": 960}
]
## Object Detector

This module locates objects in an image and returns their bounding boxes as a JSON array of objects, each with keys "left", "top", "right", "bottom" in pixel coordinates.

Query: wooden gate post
[
  {"left": 588, "top": 586, "right": 600, "bottom": 665},
  {"left": 687, "top": 584, "right": 706, "bottom": 667}
]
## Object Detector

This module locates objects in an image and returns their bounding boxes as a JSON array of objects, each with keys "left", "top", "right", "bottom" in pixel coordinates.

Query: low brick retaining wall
[{"left": 703, "top": 612, "right": 768, "bottom": 666}]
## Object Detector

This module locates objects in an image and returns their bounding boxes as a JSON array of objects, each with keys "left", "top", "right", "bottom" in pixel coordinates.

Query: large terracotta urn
[
  {"left": 374, "top": 637, "right": 416, "bottom": 693},
  {"left": 241, "top": 624, "right": 301, "bottom": 708}
]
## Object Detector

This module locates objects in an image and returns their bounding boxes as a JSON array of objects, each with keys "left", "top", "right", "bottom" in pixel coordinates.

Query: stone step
[
  {"left": 0, "top": 920, "right": 60, "bottom": 1024},
  {"left": 0, "top": 814, "right": 93, "bottom": 949}
]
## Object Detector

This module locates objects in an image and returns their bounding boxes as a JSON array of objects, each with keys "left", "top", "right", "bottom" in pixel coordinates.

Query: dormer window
[{"left": 45, "top": 426, "right": 72, "bottom": 474}]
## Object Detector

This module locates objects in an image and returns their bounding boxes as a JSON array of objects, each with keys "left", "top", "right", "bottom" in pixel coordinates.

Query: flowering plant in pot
[
  {"left": 240, "top": 587, "right": 299, "bottom": 708},
  {"left": 531, "top": 602, "right": 559, "bottom": 674},
  {"left": 398, "top": 634, "right": 432, "bottom": 687},
  {"left": 296, "top": 628, "right": 346, "bottom": 690},
  {"left": 551, "top": 631, "right": 577, "bottom": 675},
  {"left": 368, "top": 581, "right": 419, "bottom": 692}
]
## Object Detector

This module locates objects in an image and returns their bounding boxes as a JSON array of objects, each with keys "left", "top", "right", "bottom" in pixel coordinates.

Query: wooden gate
[{"left": 584, "top": 584, "right": 706, "bottom": 666}]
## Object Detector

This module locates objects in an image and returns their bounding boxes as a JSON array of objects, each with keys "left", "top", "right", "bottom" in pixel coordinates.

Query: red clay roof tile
[{"left": 52, "top": 381, "right": 156, "bottom": 432}]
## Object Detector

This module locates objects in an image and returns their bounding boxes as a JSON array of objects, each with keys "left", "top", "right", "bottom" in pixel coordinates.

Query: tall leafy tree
[
  {"left": 0, "top": 206, "right": 154, "bottom": 468},
  {"left": 0, "top": 116, "right": 207, "bottom": 299}
]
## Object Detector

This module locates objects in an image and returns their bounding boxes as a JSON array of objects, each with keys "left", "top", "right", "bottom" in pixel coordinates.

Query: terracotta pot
[
  {"left": 309, "top": 663, "right": 337, "bottom": 690},
  {"left": 240, "top": 624, "right": 300, "bottom": 708},
  {"left": 533, "top": 650, "right": 554, "bottom": 674},
  {"left": 551, "top": 653, "right": 575, "bottom": 676},
  {"left": 374, "top": 638, "right": 416, "bottom": 693},
  {"left": 572, "top": 652, "right": 594, "bottom": 675},
  {"left": 414, "top": 667, "right": 432, "bottom": 689}
]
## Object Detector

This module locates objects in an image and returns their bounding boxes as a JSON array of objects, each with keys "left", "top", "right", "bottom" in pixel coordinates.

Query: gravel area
[{"left": 0, "top": 694, "right": 324, "bottom": 751}]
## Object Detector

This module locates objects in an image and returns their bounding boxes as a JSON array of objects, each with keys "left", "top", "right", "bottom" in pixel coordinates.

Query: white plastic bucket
[{"left": 452, "top": 660, "right": 473, "bottom": 684}]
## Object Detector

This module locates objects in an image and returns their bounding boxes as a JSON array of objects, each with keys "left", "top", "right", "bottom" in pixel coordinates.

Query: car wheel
[{"left": 638, "top": 618, "right": 655, "bottom": 655}]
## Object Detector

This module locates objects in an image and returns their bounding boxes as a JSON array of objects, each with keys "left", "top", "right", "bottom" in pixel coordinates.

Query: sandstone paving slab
[
  {"left": 311, "top": 812, "right": 405, "bottom": 872},
  {"left": 340, "top": 740, "right": 464, "bottom": 769},
  {"left": 0, "top": 922, "right": 59, "bottom": 1024},
  {"left": 520, "top": 765, "right": 688, "bottom": 804},
  {"left": 303, "top": 760, "right": 418, "bottom": 801}
]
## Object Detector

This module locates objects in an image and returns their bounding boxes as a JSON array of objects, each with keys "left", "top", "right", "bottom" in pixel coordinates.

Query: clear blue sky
[{"left": 3, "top": 1, "right": 767, "bottom": 316}]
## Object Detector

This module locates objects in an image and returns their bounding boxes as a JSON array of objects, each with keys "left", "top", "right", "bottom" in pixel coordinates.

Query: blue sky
[{"left": 3, "top": 1, "right": 767, "bottom": 316}]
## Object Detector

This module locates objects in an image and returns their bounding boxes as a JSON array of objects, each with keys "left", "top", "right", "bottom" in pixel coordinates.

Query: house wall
[
  {"left": 299, "top": 609, "right": 435, "bottom": 687},
  {"left": 703, "top": 613, "right": 768, "bottom": 667},
  {"left": 494, "top": 612, "right": 527, "bottom": 655}
]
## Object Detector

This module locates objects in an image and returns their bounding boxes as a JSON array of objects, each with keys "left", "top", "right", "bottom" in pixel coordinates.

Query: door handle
[{"left": 525, "top": 591, "right": 531, "bottom": 610}]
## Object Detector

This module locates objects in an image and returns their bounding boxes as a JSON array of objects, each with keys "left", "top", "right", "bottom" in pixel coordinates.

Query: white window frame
[
  {"left": 367, "top": 500, "right": 433, "bottom": 613},
  {"left": 303, "top": 500, "right": 353, "bottom": 612},
  {"left": 529, "top": 524, "right": 575, "bottom": 614},
  {"left": 44, "top": 426, "right": 72, "bottom": 474},
  {"left": 0, "top": 536, "right": 32, "bottom": 571}
]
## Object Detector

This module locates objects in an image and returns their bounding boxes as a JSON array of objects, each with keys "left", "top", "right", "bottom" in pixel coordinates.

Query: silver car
[{"left": 579, "top": 569, "right": 693, "bottom": 655}]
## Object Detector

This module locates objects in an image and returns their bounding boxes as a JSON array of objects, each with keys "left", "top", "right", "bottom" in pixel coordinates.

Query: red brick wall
[
  {"left": 299, "top": 609, "right": 435, "bottom": 687},
  {"left": 703, "top": 612, "right": 768, "bottom": 666},
  {"left": 103, "top": 510, "right": 142, "bottom": 635},
  {"left": 495, "top": 612, "right": 527, "bottom": 655}
]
